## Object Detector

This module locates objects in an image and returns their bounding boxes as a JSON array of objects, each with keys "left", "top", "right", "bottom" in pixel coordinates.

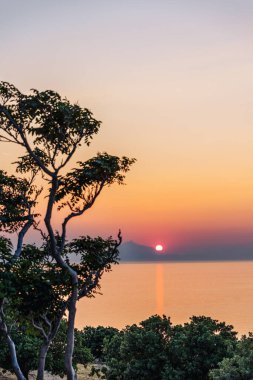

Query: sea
[{"left": 76, "top": 261, "right": 253, "bottom": 336}]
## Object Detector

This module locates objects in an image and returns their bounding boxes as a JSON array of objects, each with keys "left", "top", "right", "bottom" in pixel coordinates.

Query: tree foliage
[
  {"left": 0, "top": 171, "right": 40, "bottom": 232},
  {"left": 101, "top": 315, "right": 237, "bottom": 380},
  {"left": 0, "top": 319, "right": 93, "bottom": 379},
  {"left": 80, "top": 326, "right": 119, "bottom": 360},
  {"left": 0, "top": 81, "right": 135, "bottom": 380},
  {"left": 209, "top": 334, "right": 253, "bottom": 380},
  {"left": 0, "top": 82, "right": 100, "bottom": 163}
]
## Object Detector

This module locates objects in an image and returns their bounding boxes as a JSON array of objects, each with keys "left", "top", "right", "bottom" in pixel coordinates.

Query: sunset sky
[{"left": 1, "top": 1, "right": 253, "bottom": 253}]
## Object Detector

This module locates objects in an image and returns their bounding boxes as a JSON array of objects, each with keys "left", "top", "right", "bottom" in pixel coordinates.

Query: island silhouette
[{"left": 119, "top": 241, "right": 253, "bottom": 262}]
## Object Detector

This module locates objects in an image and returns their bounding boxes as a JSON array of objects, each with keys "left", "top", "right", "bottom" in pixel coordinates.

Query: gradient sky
[{"left": 1, "top": 1, "right": 253, "bottom": 252}]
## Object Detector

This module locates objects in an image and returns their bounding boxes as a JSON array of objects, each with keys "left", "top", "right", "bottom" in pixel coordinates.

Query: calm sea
[{"left": 76, "top": 261, "right": 253, "bottom": 336}]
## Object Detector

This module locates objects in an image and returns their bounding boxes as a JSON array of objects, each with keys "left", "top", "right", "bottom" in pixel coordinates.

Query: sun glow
[{"left": 155, "top": 244, "right": 164, "bottom": 252}]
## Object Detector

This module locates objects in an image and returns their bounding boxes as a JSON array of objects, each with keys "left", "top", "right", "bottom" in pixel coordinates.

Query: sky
[{"left": 1, "top": 1, "right": 253, "bottom": 253}]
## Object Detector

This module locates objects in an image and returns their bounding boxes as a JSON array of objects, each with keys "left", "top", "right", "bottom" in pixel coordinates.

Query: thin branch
[
  {"left": 32, "top": 319, "right": 48, "bottom": 341},
  {"left": 0, "top": 135, "right": 21, "bottom": 145},
  {"left": 33, "top": 222, "right": 47, "bottom": 240},
  {"left": 57, "top": 134, "right": 83, "bottom": 171},
  {"left": 44, "top": 175, "right": 59, "bottom": 259},
  {"left": 19, "top": 128, "right": 54, "bottom": 177},
  {"left": 42, "top": 314, "right": 51, "bottom": 328},
  {"left": 12, "top": 216, "right": 34, "bottom": 261},
  {"left": 41, "top": 315, "right": 52, "bottom": 335},
  {"left": 44, "top": 176, "right": 78, "bottom": 283},
  {"left": 67, "top": 201, "right": 75, "bottom": 212},
  {"left": 0, "top": 106, "right": 53, "bottom": 177},
  {"left": 78, "top": 271, "right": 100, "bottom": 300},
  {"left": 60, "top": 182, "right": 105, "bottom": 252},
  {"left": 0, "top": 302, "right": 26, "bottom": 380},
  {"left": 78, "top": 232, "right": 122, "bottom": 300}
]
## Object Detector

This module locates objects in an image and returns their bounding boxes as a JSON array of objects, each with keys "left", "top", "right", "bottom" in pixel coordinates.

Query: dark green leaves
[
  {"left": 4, "top": 244, "right": 71, "bottom": 321},
  {"left": 0, "top": 81, "right": 135, "bottom": 377},
  {"left": 0, "top": 236, "right": 12, "bottom": 260},
  {"left": 102, "top": 315, "right": 237, "bottom": 380},
  {"left": 0, "top": 171, "right": 39, "bottom": 232},
  {"left": 56, "top": 153, "right": 136, "bottom": 210},
  {"left": 68, "top": 235, "right": 120, "bottom": 268},
  {"left": 66, "top": 235, "right": 121, "bottom": 298},
  {"left": 24, "top": 91, "right": 101, "bottom": 155},
  {"left": 14, "top": 148, "right": 50, "bottom": 175},
  {"left": 0, "top": 82, "right": 101, "bottom": 169}
]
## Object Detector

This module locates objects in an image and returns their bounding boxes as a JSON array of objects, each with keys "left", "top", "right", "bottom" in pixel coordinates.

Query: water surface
[{"left": 76, "top": 261, "right": 253, "bottom": 335}]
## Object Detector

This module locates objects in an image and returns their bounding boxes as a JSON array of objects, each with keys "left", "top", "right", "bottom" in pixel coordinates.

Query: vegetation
[
  {"left": 2, "top": 314, "right": 253, "bottom": 380},
  {"left": 0, "top": 320, "right": 92, "bottom": 378},
  {"left": 101, "top": 315, "right": 237, "bottom": 380},
  {"left": 0, "top": 82, "right": 251, "bottom": 380},
  {"left": 80, "top": 326, "right": 119, "bottom": 361},
  {"left": 0, "top": 81, "right": 135, "bottom": 380},
  {"left": 209, "top": 334, "right": 253, "bottom": 380}
]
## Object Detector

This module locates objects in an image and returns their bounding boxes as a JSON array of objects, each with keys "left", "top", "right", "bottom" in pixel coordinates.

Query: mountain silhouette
[{"left": 119, "top": 241, "right": 253, "bottom": 262}]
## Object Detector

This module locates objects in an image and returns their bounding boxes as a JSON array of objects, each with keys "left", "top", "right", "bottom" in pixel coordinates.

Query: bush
[
  {"left": 166, "top": 316, "right": 237, "bottom": 380},
  {"left": 1, "top": 315, "right": 245, "bottom": 380},
  {"left": 102, "top": 315, "right": 237, "bottom": 380},
  {"left": 0, "top": 320, "right": 93, "bottom": 378},
  {"left": 209, "top": 334, "right": 253, "bottom": 380},
  {"left": 81, "top": 326, "right": 119, "bottom": 360}
]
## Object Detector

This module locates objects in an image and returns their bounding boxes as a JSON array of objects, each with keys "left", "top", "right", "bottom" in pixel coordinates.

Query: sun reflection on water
[{"left": 156, "top": 263, "right": 164, "bottom": 316}]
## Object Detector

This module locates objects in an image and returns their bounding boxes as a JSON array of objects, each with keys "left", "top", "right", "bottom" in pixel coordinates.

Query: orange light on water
[{"left": 156, "top": 263, "right": 164, "bottom": 316}]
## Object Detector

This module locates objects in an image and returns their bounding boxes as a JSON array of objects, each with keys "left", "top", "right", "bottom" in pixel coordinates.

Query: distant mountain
[
  {"left": 119, "top": 241, "right": 159, "bottom": 261},
  {"left": 119, "top": 241, "right": 253, "bottom": 262}
]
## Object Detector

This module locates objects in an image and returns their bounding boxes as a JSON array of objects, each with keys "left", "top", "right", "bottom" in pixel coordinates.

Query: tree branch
[
  {"left": 0, "top": 134, "right": 22, "bottom": 145},
  {"left": 60, "top": 182, "right": 105, "bottom": 252},
  {"left": 41, "top": 315, "right": 52, "bottom": 336},
  {"left": 44, "top": 176, "right": 78, "bottom": 284},
  {"left": 78, "top": 271, "right": 100, "bottom": 300},
  {"left": 57, "top": 134, "right": 83, "bottom": 171},
  {"left": 0, "top": 106, "right": 53, "bottom": 177},
  {"left": 32, "top": 319, "right": 48, "bottom": 341},
  {"left": 12, "top": 215, "right": 34, "bottom": 261}
]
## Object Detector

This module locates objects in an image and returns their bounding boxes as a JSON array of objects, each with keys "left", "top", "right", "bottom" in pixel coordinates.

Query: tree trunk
[
  {"left": 6, "top": 334, "right": 27, "bottom": 380},
  {"left": 0, "top": 220, "right": 33, "bottom": 380},
  {"left": 36, "top": 309, "right": 67, "bottom": 380},
  {"left": 0, "top": 301, "right": 26, "bottom": 380},
  {"left": 64, "top": 287, "right": 78, "bottom": 380},
  {"left": 36, "top": 342, "right": 50, "bottom": 380}
]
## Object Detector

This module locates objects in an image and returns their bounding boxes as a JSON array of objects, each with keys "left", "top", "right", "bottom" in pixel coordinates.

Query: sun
[{"left": 155, "top": 244, "right": 163, "bottom": 252}]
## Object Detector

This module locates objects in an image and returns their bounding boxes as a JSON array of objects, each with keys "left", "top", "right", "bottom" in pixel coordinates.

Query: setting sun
[{"left": 155, "top": 244, "right": 164, "bottom": 252}]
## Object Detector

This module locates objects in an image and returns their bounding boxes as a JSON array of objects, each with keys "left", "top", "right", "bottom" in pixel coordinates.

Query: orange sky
[{"left": 1, "top": 1, "right": 253, "bottom": 252}]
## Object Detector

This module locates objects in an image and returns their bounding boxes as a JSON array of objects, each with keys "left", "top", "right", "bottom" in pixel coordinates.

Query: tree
[
  {"left": 81, "top": 326, "right": 119, "bottom": 361},
  {"left": 164, "top": 316, "right": 237, "bottom": 380},
  {"left": 0, "top": 169, "right": 40, "bottom": 380},
  {"left": 103, "top": 315, "right": 172, "bottom": 380},
  {"left": 209, "top": 334, "right": 253, "bottom": 380},
  {"left": 0, "top": 320, "right": 41, "bottom": 379},
  {"left": 0, "top": 81, "right": 135, "bottom": 380},
  {"left": 47, "top": 320, "right": 93, "bottom": 377},
  {"left": 6, "top": 242, "right": 71, "bottom": 380},
  {"left": 0, "top": 319, "right": 93, "bottom": 379},
  {"left": 0, "top": 233, "right": 122, "bottom": 380},
  {"left": 101, "top": 315, "right": 237, "bottom": 380},
  {"left": 7, "top": 236, "right": 122, "bottom": 380}
]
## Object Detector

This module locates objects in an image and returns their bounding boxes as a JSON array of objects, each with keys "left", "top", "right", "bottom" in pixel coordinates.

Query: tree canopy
[{"left": 0, "top": 81, "right": 135, "bottom": 380}]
